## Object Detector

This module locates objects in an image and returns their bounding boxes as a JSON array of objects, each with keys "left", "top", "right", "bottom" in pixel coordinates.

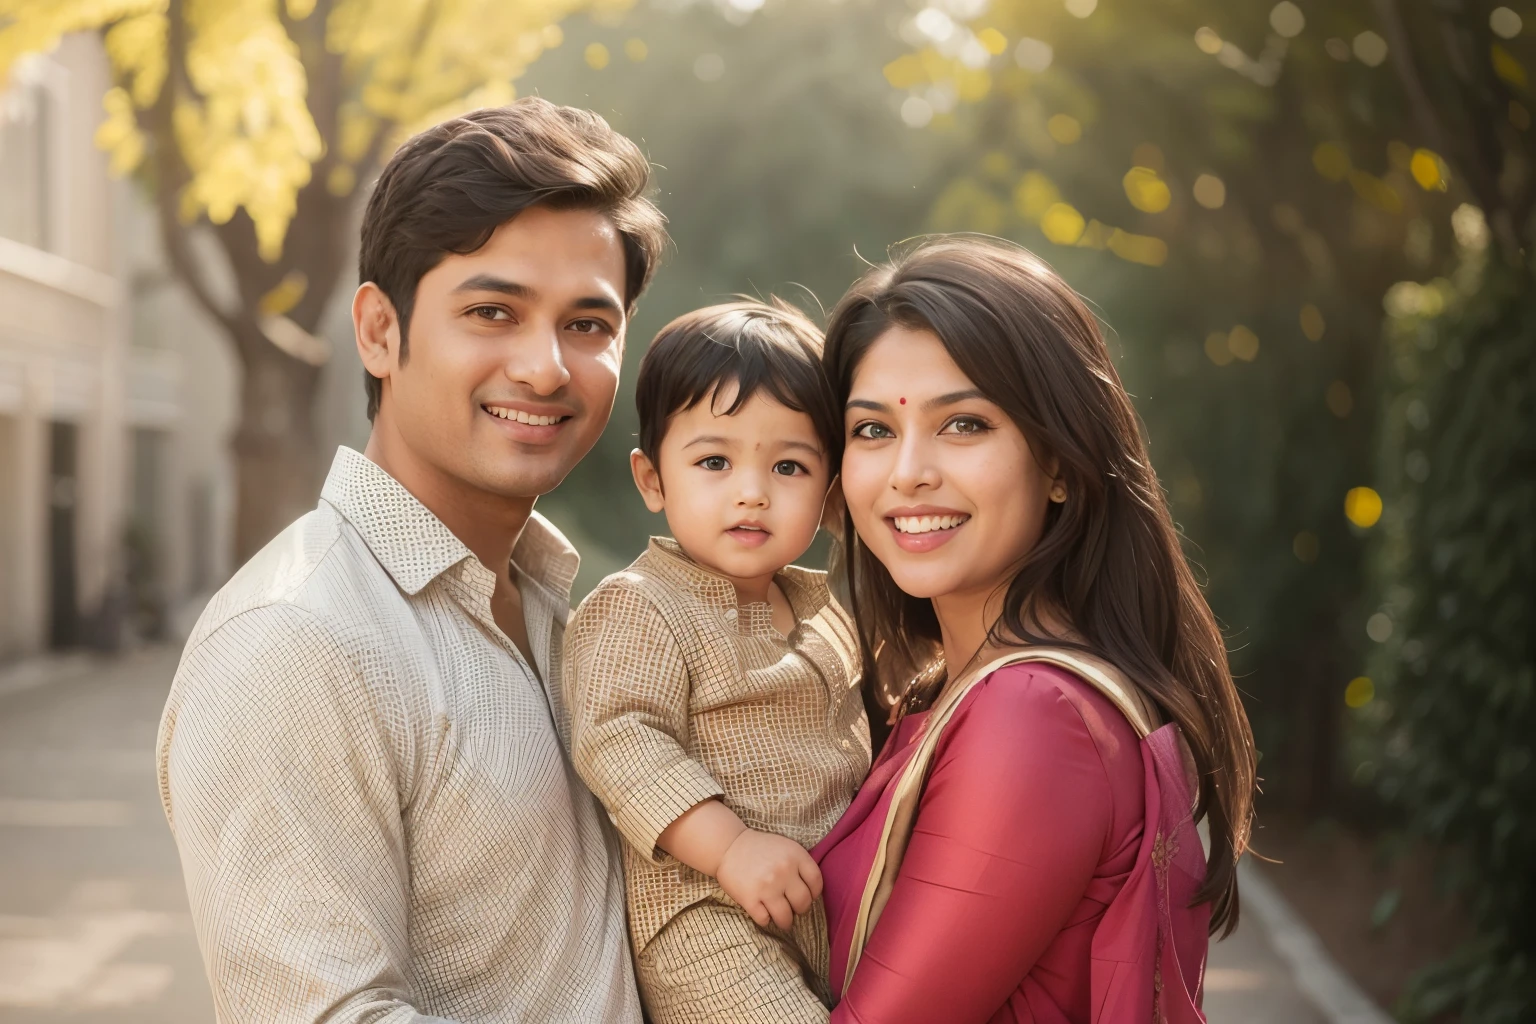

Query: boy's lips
[{"left": 727, "top": 523, "right": 772, "bottom": 548}]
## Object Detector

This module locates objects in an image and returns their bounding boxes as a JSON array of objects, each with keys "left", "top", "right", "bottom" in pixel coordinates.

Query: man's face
[{"left": 377, "top": 205, "right": 629, "bottom": 499}]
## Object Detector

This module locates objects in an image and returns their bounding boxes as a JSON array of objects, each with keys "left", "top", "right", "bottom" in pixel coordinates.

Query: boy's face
[{"left": 631, "top": 384, "right": 831, "bottom": 586}]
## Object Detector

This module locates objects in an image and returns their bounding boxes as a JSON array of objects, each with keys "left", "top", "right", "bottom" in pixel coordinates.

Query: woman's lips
[
  {"left": 886, "top": 513, "right": 970, "bottom": 553},
  {"left": 727, "top": 525, "right": 772, "bottom": 548}
]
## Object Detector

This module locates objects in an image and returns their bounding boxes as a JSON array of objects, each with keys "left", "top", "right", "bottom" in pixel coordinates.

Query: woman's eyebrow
[
  {"left": 845, "top": 398, "right": 888, "bottom": 412},
  {"left": 925, "top": 388, "right": 986, "bottom": 409}
]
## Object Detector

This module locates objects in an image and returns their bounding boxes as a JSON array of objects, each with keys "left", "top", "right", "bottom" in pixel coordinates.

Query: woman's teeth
[
  {"left": 487, "top": 406, "right": 563, "bottom": 426},
  {"left": 892, "top": 514, "right": 969, "bottom": 534}
]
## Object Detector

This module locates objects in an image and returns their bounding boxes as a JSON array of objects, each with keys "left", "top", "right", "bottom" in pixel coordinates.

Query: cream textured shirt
[
  {"left": 564, "top": 538, "right": 871, "bottom": 955},
  {"left": 157, "top": 446, "right": 642, "bottom": 1024}
]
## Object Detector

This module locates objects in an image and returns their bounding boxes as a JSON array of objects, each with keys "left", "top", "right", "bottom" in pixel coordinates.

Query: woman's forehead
[{"left": 852, "top": 325, "right": 977, "bottom": 394}]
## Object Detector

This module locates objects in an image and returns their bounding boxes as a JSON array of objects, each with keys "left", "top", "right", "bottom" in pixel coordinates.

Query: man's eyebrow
[
  {"left": 451, "top": 277, "right": 623, "bottom": 318},
  {"left": 452, "top": 274, "right": 535, "bottom": 298},
  {"left": 571, "top": 294, "right": 625, "bottom": 318}
]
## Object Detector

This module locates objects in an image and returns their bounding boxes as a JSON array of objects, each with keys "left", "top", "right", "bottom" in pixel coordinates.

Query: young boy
[{"left": 564, "top": 301, "right": 870, "bottom": 1024}]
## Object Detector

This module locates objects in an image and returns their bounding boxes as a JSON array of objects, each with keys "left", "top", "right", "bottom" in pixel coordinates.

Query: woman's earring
[{"left": 1049, "top": 483, "right": 1067, "bottom": 503}]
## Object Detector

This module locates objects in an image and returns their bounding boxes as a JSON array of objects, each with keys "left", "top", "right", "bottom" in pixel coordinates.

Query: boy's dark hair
[
  {"left": 635, "top": 299, "right": 842, "bottom": 473},
  {"left": 359, "top": 98, "right": 669, "bottom": 420}
]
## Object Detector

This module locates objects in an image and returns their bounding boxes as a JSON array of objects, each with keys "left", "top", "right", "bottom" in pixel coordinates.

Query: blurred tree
[
  {"left": 878, "top": 0, "right": 1533, "bottom": 816},
  {"left": 519, "top": 0, "right": 942, "bottom": 593},
  {"left": 0, "top": 0, "right": 629, "bottom": 559}
]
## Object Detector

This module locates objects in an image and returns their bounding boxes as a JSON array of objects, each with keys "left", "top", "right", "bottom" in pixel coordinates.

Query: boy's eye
[
  {"left": 940, "top": 416, "right": 990, "bottom": 436},
  {"left": 772, "top": 460, "right": 807, "bottom": 477},
  {"left": 697, "top": 456, "right": 729, "bottom": 471},
  {"left": 852, "top": 421, "right": 895, "bottom": 440}
]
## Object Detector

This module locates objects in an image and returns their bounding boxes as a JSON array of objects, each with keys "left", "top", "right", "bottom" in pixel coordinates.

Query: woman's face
[{"left": 841, "top": 324, "right": 1057, "bottom": 607}]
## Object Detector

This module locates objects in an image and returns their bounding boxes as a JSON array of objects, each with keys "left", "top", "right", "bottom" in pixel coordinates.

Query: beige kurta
[
  {"left": 563, "top": 538, "right": 871, "bottom": 963},
  {"left": 157, "top": 446, "right": 641, "bottom": 1024}
]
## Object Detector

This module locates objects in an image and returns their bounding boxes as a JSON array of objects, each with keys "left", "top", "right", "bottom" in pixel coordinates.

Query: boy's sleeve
[{"left": 563, "top": 579, "right": 724, "bottom": 862}]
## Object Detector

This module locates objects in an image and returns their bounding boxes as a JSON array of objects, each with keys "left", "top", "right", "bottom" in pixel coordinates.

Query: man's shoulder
[{"left": 181, "top": 502, "right": 397, "bottom": 668}]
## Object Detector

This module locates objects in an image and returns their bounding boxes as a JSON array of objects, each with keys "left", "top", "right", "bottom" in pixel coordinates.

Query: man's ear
[
  {"left": 820, "top": 475, "right": 846, "bottom": 541},
  {"left": 630, "top": 448, "right": 666, "bottom": 514},
  {"left": 354, "top": 282, "right": 401, "bottom": 380}
]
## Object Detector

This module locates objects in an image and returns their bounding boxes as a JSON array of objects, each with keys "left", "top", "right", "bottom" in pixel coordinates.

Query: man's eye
[
  {"left": 852, "top": 421, "right": 894, "bottom": 440},
  {"left": 773, "top": 460, "right": 807, "bottom": 477},
  {"left": 568, "top": 318, "right": 609, "bottom": 335},
  {"left": 471, "top": 305, "right": 511, "bottom": 321},
  {"left": 698, "top": 456, "right": 729, "bottom": 471}
]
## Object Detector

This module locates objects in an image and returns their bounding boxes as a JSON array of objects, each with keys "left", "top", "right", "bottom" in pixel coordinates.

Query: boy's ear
[
  {"left": 820, "top": 475, "right": 846, "bottom": 541},
  {"left": 630, "top": 448, "right": 666, "bottom": 514}
]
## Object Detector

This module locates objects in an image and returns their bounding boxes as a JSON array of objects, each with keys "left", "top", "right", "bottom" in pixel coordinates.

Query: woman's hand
[{"left": 716, "top": 828, "right": 824, "bottom": 930}]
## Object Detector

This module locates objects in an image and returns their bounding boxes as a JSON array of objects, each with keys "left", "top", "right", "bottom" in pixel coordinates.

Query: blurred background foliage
[{"left": 1, "top": 0, "right": 1532, "bottom": 1016}]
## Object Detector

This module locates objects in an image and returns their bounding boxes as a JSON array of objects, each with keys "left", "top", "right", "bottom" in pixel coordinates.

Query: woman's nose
[{"left": 889, "top": 435, "right": 940, "bottom": 493}]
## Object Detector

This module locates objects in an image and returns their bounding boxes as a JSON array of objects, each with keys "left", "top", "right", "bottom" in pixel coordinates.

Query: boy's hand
[{"left": 716, "top": 828, "right": 823, "bottom": 931}]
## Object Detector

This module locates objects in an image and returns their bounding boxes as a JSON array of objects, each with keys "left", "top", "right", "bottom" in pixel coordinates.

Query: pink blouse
[{"left": 813, "top": 663, "right": 1207, "bottom": 1023}]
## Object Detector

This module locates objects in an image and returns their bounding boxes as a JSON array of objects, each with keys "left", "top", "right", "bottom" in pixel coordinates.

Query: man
[{"left": 157, "top": 98, "right": 668, "bottom": 1023}]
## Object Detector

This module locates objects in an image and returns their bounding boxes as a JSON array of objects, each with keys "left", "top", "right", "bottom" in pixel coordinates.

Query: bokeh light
[{"left": 1345, "top": 487, "right": 1384, "bottom": 528}]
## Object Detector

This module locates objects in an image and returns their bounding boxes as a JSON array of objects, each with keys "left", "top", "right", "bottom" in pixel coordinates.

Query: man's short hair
[
  {"left": 635, "top": 299, "right": 842, "bottom": 474},
  {"left": 359, "top": 98, "right": 669, "bottom": 420}
]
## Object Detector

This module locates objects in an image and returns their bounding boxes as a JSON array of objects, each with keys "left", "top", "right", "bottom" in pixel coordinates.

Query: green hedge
[{"left": 1366, "top": 256, "right": 1535, "bottom": 1022}]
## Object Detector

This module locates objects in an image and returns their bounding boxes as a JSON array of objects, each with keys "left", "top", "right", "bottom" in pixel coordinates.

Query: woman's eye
[
  {"left": 941, "top": 416, "right": 989, "bottom": 436},
  {"left": 773, "top": 460, "right": 807, "bottom": 477},
  {"left": 852, "top": 421, "right": 895, "bottom": 440},
  {"left": 698, "top": 456, "right": 729, "bottom": 471}
]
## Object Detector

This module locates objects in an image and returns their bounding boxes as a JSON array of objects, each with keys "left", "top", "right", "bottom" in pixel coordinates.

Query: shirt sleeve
[
  {"left": 158, "top": 604, "right": 456, "bottom": 1024},
  {"left": 830, "top": 670, "right": 1120, "bottom": 1024},
  {"left": 562, "top": 578, "right": 724, "bottom": 862}
]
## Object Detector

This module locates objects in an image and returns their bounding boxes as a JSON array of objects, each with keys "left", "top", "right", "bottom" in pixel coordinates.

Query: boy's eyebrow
[
  {"left": 682, "top": 434, "right": 741, "bottom": 449},
  {"left": 778, "top": 440, "right": 825, "bottom": 458}
]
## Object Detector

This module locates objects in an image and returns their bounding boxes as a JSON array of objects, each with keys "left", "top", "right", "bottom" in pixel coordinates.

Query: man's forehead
[{"left": 433, "top": 207, "right": 626, "bottom": 299}]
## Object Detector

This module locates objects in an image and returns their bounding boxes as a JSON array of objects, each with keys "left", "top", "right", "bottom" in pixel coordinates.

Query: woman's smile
[{"left": 885, "top": 506, "right": 972, "bottom": 552}]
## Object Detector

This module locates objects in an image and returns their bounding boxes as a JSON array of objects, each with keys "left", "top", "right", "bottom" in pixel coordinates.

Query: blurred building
[{"left": 0, "top": 34, "right": 236, "bottom": 663}]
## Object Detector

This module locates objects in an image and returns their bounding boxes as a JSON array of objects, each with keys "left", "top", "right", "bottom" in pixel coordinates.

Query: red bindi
[{"left": 899, "top": 396, "right": 906, "bottom": 405}]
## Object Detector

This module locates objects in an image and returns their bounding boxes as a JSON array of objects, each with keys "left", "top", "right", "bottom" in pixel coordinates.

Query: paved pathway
[{"left": 0, "top": 646, "right": 1328, "bottom": 1022}]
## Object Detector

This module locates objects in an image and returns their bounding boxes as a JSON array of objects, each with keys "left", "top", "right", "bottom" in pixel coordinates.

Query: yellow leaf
[
  {"left": 584, "top": 42, "right": 610, "bottom": 70},
  {"left": 1123, "top": 166, "right": 1171, "bottom": 213},
  {"left": 976, "top": 27, "right": 1007, "bottom": 56},
  {"left": 1047, "top": 113, "right": 1081, "bottom": 144},
  {"left": 1300, "top": 303, "right": 1326, "bottom": 341},
  {"left": 1040, "top": 202, "right": 1086, "bottom": 245},
  {"left": 883, "top": 53, "right": 927, "bottom": 90},
  {"left": 1013, "top": 171, "right": 1060, "bottom": 221},
  {"left": 1107, "top": 228, "right": 1168, "bottom": 266},
  {"left": 1227, "top": 324, "right": 1260, "bottom": 361},
  {"left": 1492, "top": 43, "right": 1527, "bottom": 87},
  {"left": 258, "top": 270, "right": 309, "bottom": 316},
  {"left": 1312, "top": 142, "right": 1351, "bottom": 181},
  {"left": 1344, "top": 487, "right": 1383, "bottom": 528}
]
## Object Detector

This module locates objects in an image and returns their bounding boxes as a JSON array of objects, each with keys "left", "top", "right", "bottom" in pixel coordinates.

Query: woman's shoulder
[{"left": 962, "top": 660, "right": 1144, "bottom": 766}]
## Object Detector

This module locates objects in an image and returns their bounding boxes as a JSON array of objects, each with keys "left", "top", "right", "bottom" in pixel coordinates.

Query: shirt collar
[{"left": 319, "top": 446, "right": 579, "bottom": 602}]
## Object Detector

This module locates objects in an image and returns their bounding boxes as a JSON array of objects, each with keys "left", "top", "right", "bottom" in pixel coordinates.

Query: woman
[{"left": 812, "top": 236, "right": 1256, "bottom": 1023}]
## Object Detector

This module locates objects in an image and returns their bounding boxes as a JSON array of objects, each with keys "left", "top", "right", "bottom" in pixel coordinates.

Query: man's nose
[{"left": 505, "top": 323, "right": 571, "bottom": 395}]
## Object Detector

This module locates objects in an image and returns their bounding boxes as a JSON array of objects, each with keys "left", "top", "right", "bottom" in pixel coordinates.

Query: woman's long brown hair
[{"left": 825, "top": 235, "right": 1256, "bottom": 936}]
